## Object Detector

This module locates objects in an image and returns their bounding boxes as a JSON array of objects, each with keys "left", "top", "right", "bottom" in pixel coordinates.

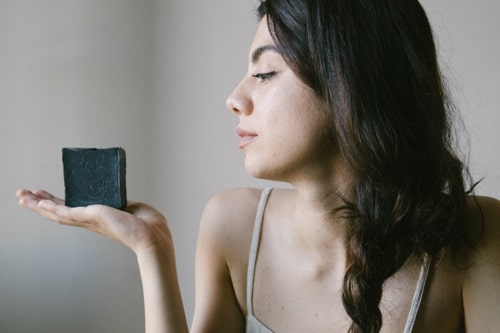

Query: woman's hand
[
  {"left": 16, "top": 189, "right": 172, "bottom": 256},
  {"left": 17, "top": 188, "right": 189, "bottom": 332}
]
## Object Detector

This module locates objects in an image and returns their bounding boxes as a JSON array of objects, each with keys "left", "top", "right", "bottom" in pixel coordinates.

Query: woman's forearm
[{"left": 137, "top": 244, "right": 189, "bottom": 333}]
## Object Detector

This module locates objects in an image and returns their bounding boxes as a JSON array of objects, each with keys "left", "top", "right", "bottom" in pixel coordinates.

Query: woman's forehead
[{"left": 248, "top": 18, "right": 276, "bottom": 59}]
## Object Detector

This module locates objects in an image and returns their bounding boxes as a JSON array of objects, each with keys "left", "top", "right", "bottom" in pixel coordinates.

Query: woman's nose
[{"left": 226, "top": 80, "right": 252, "bottom": 115}]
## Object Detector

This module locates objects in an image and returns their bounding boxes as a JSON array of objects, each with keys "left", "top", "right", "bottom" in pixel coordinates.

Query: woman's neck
[{"left": 287, "top": 156, "right": 355, "bottom": 263}]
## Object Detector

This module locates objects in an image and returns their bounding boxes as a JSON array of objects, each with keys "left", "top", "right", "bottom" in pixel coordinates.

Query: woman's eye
[{"left": 252, "top": 71, "right": 276, "bottom": 81}]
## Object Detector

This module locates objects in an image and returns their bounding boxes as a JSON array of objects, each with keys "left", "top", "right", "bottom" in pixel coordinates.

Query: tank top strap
[
  {"left": 246, "top": 187, "right": 273, "bottom": 315},
  {"left": 246, "top": 187, "right": 431, "bottom": 332},
  {"left": 403, "top": 254, "right": 433, "bottom": 333}
]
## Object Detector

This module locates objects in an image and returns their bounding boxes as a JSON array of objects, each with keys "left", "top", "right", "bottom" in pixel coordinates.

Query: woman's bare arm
[
  {"left": 190, "top": 189, "right": 260, "bottom": 332},
  {"left": 16, "top": 189, "right": 189, "bottom": 333}
]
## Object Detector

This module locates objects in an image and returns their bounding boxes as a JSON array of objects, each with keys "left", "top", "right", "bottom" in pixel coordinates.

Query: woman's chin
[{"left": 244, "top": 159, "right": 284, "bottom": 182}]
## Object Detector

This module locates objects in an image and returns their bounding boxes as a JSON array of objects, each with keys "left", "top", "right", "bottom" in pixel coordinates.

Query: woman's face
[{"left": 226, "top": 18, "right": 335, "bottom": 183}]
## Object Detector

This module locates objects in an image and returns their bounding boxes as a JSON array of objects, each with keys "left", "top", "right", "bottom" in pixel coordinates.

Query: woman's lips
[{"left": 236, "top": 126, "right": 257, "bottom": 148}]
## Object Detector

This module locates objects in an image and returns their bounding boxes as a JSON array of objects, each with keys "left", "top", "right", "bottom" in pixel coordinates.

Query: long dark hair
[{"left": 257, "top": 0, "right": 470, "bottom": 332}]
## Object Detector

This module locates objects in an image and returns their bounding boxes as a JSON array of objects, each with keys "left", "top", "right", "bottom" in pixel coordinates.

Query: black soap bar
[{"left": 62, "top": 147, "right": 127, "bottom": 209}]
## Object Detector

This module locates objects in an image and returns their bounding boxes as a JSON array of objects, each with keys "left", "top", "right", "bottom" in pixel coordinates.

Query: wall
[
  {"left": 0, "top": 1, "right": 498, "bottom": 332},
  {"left": 0, "top": 1, "right": 153, "bottom": 332},
  {"left": 421, "top": 0, "right": 500, "bottom": 197}
]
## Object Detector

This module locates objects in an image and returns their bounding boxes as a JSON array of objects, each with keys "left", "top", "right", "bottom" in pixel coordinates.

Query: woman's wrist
[
  {"left": 130, "top": 215, "right": 175, "bottom": 257},
  {"left": 135, "top": 239, "right": 175, "bottom": 269},
  {"left": 135, "top": 230, "right": 188, "bottom": 333}
]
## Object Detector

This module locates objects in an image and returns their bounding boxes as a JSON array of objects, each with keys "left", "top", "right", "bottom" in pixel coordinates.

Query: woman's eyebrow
[{"left": 251, "top": 44, "right": 280, "bottom": 64}]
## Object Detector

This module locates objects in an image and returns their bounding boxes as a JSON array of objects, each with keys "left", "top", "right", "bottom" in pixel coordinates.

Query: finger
[
  {"left": 16, "top": 188, "right": 34, "bottom": 198},
  {"left": 37, "top": 200, "right": 95, "bottom": 228},
  {"left": 16, "top": 189, "right": 26, "bottom": 197},
  {"left": 36, "top": 205, "right": 75, "bottom": 225},
  {"left": 18, "top": 192, "right": 61, "bottom": 215},
  {"left": 17, "top": 189, "right": 63, "bottom": 208},
  {"left": 18, "top": 190, "right": 43, "bottom": 209},
  {"left": 35, "top": 200, "right": 74, "bottom": 225},
  {"left": 42, "top": 201, "right": 131, "bottom": 238},
  {"left": 17, "top": 196, "right": 74, "bottom": 227},
  {"left": 32, "top": 189, "right": 65, "bottom": 205}
]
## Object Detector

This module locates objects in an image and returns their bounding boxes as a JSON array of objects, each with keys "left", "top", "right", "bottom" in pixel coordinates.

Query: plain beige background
[{"left": 0, "top": 0, "right": 498, "bottom": 332}]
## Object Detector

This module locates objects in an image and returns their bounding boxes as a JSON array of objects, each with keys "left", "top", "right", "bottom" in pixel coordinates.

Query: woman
[{"left": 17, "top": 0, "right": 500, "bottom": 332}]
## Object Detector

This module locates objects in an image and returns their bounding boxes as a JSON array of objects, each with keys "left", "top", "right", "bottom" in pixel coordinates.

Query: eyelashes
[{"left": 252, "top": 71, "right": 277, "bottom": 81}]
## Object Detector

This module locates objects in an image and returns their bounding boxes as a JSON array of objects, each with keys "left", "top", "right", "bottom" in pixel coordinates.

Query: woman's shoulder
[
  {"left": 198, "top": 187, "right": 293, "bottom": 258},
  {"left": 467, "top": 194, "right": 500, "bottom": 217},
  {"left": 461, "top": 195, "right": 500, "bottom": 331},
  {"left": 201, "top": 187, "right": 292, "bottom": 224},
  {"left": 198, "top": 188, "right": 269, "bottom": 253},
  {"left": 464, "top": 195, "right": 500, "bottom": 255},
  {"left": 201, "top": 187, "right": 266, "bottom": 227}
]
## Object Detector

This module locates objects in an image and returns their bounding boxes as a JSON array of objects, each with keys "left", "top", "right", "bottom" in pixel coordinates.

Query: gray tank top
[{"left": 246, "top": 187, "right": 432, "bottom": 333}]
